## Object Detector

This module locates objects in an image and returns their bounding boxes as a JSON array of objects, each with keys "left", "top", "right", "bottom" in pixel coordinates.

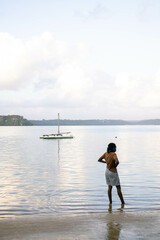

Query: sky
[{"left": 0, "top": 0, "right": 160, "bottom": 120}]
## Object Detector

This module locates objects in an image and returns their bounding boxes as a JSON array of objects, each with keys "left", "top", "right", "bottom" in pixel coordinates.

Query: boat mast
[{"left": 58, "top": 113, "right": 60, "bottom": 134}]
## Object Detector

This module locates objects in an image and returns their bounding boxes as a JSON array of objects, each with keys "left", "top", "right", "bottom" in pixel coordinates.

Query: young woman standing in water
[{"left": 98, "top": 143, "right": 125, "bottom": 207}]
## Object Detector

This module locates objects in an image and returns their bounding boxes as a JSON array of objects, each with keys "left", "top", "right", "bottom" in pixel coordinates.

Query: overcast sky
[{"left": 0, "top": 0, "right": 160, "bottom": 120}]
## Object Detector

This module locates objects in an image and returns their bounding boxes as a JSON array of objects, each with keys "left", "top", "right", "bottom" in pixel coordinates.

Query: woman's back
[{"left": 105, "top": 152, "right": 118, "bottom": 173}]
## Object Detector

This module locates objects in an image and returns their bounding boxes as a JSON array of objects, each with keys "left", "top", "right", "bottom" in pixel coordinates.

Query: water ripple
[{"left": 1, "top": 126, "right": 160, "bottom": 216}]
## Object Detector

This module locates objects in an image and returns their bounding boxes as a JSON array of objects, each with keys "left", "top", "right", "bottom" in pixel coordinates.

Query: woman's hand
[
  {"left": 98, "top": 153, "right": 106, "bottom": 163},
  {"left": 98, "top": 159, "right": 106, "bottom": 163}
]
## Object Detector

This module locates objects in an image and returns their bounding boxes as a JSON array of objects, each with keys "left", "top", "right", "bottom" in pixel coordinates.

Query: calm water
[{"left": 0, "top": 125, "right": 160, "bottom": 216}]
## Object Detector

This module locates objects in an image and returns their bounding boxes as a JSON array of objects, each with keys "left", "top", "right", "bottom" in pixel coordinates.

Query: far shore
[
  {"left": 1, "top": 114, "right": 160, "bottom": 126},
  {"left": 0, "top": 210, "right": 160, "bottom": 240}
]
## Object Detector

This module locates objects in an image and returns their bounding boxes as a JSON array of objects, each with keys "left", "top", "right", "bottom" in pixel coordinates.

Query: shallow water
[
  {"left": 1, "top": 211, "right": 160, "bottom": 240},
  {"left": 0, "top": 125, "right": 160, "bottom": 216}
]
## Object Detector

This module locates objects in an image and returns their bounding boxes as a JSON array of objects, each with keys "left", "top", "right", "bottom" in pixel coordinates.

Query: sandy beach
[{"left": 0, "top": 210, "right": 160, "bottom": 240}]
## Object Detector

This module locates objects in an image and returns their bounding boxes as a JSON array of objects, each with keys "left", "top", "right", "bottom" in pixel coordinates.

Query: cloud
[
  {"left": 114, "top": 71, "right": 160, "bottom": 112},
  {"left": 0, "top": 33, "right": 27, "bottom": 89},
  {"left": 0, "top": 32, "right": 69, "bottom": 90},
  {"left": 75, "top": 3, "right": 109, "bottom": 21},
  {"left": 86, "top": 3, "right": 108, "bottom": 19},
  {"left": 0, "top": 32, "right": 110, "bottom": 98},
  {"left": 0, "top": 32, "right": 106, "bottom": 117},
  {"left": 0, "top": 31, "right": 160, "bottom": 120},
  {"left": 137, "top": 0, "right": 153, "bottom": 22}
]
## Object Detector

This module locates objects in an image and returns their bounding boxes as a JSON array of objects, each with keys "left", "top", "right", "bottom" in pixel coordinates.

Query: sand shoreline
[{"left": 0, "top": 210, "right": 160, "bottom": 239}]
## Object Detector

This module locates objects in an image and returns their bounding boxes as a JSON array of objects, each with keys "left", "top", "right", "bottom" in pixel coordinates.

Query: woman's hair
[{"left": 107, "top": 143, "right": 116, "bottom": 153}]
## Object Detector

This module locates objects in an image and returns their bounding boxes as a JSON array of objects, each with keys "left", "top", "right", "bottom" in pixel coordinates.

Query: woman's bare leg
[
  {"left": 116, "top": 185, "right": 125, "bottom": 204},
  {"left": 108, "top": 185, "right": 112, "bottom": 204}
]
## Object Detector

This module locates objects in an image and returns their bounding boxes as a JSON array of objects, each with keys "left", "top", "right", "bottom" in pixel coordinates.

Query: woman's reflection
[{"left": 106, "top": 221, "right": 121, "bottom": 240}]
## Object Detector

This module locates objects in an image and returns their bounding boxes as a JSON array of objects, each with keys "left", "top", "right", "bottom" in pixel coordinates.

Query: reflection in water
[
  {"left": 1, "top": 125, "right": 160, "bottom": 216},
  {"left": 108, "top": 203, "right": 125, "bottom": 213},
  {"left": 58, "top": 139, "right": 60, "bottom": 162},
  {"left": 58, "top": 139, "right": 60, "bottom": 152},
  {"left": 106, "top": 221, "right": 121, "bottom": 240}
]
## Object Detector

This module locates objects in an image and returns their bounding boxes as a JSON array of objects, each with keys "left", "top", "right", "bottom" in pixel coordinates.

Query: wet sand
[{"left": 0, "top": 210, "right": 160, "bottom": 240}]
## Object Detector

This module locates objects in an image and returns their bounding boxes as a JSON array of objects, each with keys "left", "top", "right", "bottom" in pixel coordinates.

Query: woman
[{"left": 98, "top": 143, "right": 125, "bottom": 206}]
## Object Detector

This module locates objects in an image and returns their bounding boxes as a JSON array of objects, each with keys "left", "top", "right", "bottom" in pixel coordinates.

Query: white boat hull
[{"left": 40, "top": 133, "right": 73, "bottom": 139}]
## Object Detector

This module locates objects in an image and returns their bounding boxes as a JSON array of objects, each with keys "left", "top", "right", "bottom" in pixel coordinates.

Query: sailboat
[{"left": 40, "top": 113, "right": 73, "bottom": 139}]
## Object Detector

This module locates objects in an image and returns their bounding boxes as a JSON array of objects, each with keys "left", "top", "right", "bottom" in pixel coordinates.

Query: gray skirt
[{"left": 105, "top": 168, "right": 120, "bottom": 186}]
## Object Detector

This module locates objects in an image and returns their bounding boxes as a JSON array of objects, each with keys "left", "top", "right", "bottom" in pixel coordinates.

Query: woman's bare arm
[{"left": 98, "top": 153, "right": 106, "bottom": 163}]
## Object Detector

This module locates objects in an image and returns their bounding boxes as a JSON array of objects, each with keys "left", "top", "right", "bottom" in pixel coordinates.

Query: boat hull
[
  {"left": 40, "top": 136, "right": 73, "bottom": 139},
  {"left": 40, "top": 133, "right": 73, "bottom": 139}
]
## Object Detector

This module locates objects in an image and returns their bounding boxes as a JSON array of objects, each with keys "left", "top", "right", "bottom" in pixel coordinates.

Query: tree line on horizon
[
  {"left": 30, "top": 118, "right": 160, "bottom": 126},
  {"left": 1, "top": 115, "right": 160, "bottom": 126},
  {"left": 0, "top": 115, "right": 33, "bottom": 126}
]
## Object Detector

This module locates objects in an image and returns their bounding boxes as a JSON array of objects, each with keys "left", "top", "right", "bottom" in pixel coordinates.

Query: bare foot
[
  {"left": 121, "top": 203, "right": 125, "bottom": 208},
  {"left": 108, "top": 203, "right": 112, "bottom": 212}
]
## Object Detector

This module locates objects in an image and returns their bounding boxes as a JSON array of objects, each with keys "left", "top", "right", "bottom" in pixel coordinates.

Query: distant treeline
[
  {"left": 0, "top": 115, "right": 33, "bottom": 126},
  {"left": 1, "top": 115, "right": 160, "bottom": 126},
  {"left": 30, "top": 119, "right": 160, "bottom": 126},
  {"left": 30, "top": 119, "right": 128, "bottom": 126}
]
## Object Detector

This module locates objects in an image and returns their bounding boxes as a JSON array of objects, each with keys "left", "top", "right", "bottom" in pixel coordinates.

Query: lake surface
[{"left": 0, "top": 125, "right": 160, "bottom": 216}]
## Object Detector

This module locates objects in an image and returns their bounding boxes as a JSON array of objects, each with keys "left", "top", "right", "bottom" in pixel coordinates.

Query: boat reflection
[{"left": 58, "top": 139, "right": 60, "bottom": 162}]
